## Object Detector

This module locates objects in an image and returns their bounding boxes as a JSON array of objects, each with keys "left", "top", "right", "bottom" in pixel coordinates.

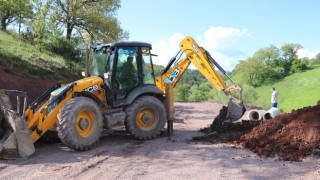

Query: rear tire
[
  {"left": 57, "top": 97, "right": 103, "bottom": 151},
  {"left": 125, "top": 96, "right": 167, "bottom": 140}
]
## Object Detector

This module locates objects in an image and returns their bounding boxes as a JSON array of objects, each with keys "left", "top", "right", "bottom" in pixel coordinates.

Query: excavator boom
[{"left": 156, "top": 36, "right": 244, "bottom": 120}]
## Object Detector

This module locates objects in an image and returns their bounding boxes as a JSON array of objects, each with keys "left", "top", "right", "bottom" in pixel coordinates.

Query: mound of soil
[
  {"left": 193, "top": 106, "right": 262, "bottom": 143},
  {"left": 236, "top": 104, "right": 320, "bottom": 161},
  {"left": 196, "top": 104, "right": 320, "bottom": 161}
]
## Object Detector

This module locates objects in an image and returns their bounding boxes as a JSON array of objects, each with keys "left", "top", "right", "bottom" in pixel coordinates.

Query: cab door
[
  {"left": 114, "top": 47, "right": 140, "bottom": 99},
  {"left": 141, "top": 47, "right": 156, "bottom": 85}
]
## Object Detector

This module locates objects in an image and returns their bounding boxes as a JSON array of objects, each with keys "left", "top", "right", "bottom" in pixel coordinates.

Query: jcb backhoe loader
[{"left": 0, "top": 36, "right": 244, "bottom": 159}]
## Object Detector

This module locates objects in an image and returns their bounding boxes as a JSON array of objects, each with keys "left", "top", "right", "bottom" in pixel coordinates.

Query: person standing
[{"left": 271, "top": 87, "right": 278, "bottom": 108}]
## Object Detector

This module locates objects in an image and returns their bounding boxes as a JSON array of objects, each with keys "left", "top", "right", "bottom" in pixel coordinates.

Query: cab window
[
  {"left": 115, "top": 47, "right": 139, "bottom": 99},
  {"left": 141, "top": 47, "right": 155, "bottom": 85}
]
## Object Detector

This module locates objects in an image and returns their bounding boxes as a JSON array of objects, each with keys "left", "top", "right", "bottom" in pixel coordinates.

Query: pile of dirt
[
  {"left": 236, "top": 104, "right": 320, "bottom": 161},
  {"left": 195, "top": 104, "right": 320, "bottom": 161},
  {"left": 193, "top": 106, "right": 262, "bottom": 143}
]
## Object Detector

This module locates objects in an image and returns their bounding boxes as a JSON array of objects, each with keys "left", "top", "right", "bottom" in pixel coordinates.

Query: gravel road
[{"left": 0, "top": 102, "right": 319, "bottom": 180}]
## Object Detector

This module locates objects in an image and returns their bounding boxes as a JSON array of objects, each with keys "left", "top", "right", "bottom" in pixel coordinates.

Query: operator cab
[{"left": 89, "top": 41, "right": 156, "bottom": 105}]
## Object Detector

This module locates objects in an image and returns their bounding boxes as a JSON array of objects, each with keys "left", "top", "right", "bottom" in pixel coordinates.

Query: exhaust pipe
[
  {"left": 263, "top": 108, "right": 281, "bottom": 121},
  {"left": 0, "top": 90, "right": 35, "bottom": 159}
]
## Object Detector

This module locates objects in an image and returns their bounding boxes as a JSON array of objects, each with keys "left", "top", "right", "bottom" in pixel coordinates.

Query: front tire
[
  {"left": 125, "top": 96, "right": 167, "bottom": 140},
  {"left": 57, "top": 97, "right": 103, "bottom": 151}
]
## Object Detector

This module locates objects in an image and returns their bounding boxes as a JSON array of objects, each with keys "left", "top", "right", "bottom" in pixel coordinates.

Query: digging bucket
[
  {"left": 227, "top": 97, "right": 245, "bottom": 121},
  {"left": 0, "top": 90, "right": 35, "bottom": 159}
]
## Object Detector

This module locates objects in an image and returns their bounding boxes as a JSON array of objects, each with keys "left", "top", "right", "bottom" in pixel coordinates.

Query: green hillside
[
  {"left": 0, "top": 31, "right": 83, "bottom": 80},
  {"left": 243, "top": 66, "right": 320, "bottom": 112},
  {"left": 174, "top": 64, "right": 320, "bottom": 113}
]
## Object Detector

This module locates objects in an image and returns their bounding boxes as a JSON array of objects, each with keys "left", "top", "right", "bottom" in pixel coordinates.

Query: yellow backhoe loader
[{"left": 0, "top": 36, "right": 244, "bottom": 159}]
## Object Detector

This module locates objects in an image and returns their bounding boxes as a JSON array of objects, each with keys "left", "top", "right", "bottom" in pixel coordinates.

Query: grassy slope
[
  {"left": 243, "top": 66, "right": 320, "bottom": 112},
  {"left": 0, "top": 31, "right": 83, "bottom": 80}
]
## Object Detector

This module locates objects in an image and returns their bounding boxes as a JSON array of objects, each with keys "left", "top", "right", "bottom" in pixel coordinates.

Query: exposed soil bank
[
  {"left": 236, "top": 104, "right": 320, "bottom": 161},
  {"left": 0, "top": 68, "right": 56, "bottom": 103},
  {"left": 200, "top": 104, "right": 320, "bottom": 161}
]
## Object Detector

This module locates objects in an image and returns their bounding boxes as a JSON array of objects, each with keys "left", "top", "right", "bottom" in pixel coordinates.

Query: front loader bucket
[
  {"left": 0, "top": 90, "right": 35, "bottom": 159},
  {"left": 226, "top": 97, "right": 245, "bottom": 121}
]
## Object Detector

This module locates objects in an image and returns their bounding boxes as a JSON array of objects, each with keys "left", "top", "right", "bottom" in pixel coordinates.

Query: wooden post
[{"left": 85, "top": 45, "right": 89, "bottom": 78}]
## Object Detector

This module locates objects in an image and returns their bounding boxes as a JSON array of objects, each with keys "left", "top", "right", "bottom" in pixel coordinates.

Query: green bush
[
  {"left": 174, "top": 84, "right": 190, "bottom": 101},
  {"left": 309, "top": 58, "right": 320, "bottom": 65},
  {"left": 43, "top": 37, "right": 80, "bottom": 60},
  {"left": 241, "top": 85, "right": 258, "bottom": 105},
  {"left": 193, "top": 83, "right": 214, "bottom": 101},
  {"left": 210, "top": 87, "right": 228, "bottom": 103}
]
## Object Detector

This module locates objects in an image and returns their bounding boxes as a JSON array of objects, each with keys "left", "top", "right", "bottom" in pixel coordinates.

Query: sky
[{"left": 118, "top": 0, "right": 320, "bottom": 71}]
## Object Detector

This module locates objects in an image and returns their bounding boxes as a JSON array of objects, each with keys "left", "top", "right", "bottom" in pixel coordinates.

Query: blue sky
[{"left": 118, "top": 0, "right": 320, "bottom": 71}]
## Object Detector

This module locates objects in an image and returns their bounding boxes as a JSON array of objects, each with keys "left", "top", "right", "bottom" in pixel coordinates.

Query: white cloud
[
  {"left": 152, "top": 27, "right": 251, "bottom": 71},
  {"left": 202, "top": 27, "right": 251, "bottom": 50},
  {"left": 152, "top": 33, "right": 185, "bottom": 67},
  {"left": 298, "top": 48, "right": 320, "bottom": 59}
]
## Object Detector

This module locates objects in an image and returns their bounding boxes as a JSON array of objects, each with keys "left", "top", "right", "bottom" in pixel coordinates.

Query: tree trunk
[
  {"left": 66, "top": 23, "right": 73, "bottom": 39},
  {"left": 1, "top": 18, "right": 7, "bottom": 31},
  {"left": 0, "top": 10, "right": 12, "bottom": 31},
  {"left": 18, "top": 15, "right": 22, "bottom": 34}
]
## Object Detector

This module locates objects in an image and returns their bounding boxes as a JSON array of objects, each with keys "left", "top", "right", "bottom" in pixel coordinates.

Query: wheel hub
[
  {"left": 79, "top": 118, "right": 89, "bottom": 130},
  {"left": 142, "top": 114, "right": 152, "bottom": 124}
]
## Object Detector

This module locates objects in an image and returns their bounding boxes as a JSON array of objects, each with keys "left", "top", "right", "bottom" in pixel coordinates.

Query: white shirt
[{"left": 271, "top": 91, "right": 278, "bottom": 103}]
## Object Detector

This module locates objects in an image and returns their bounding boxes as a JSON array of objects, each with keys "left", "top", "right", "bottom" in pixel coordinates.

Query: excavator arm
[{"left": 156, "top": 36, "right": 244, "bottom": 120}]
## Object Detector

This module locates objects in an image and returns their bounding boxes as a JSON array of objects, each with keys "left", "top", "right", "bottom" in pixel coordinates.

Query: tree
[
  {"left": 253, "top": 45, "right": 280, "bottom": 67},
  {"left": 310, "top": 52, "right": 320, "bottom": 65},
  {"left": 233, "top": 57, "right": 268, "bottom": 87},
  {"left": 175, "top": 84, "right": 190, "bottom": 101},
  {"left": 187, "top": 83, "right": 213, "bottom": 102},
  {"left": 0, "top": 0, "right": 32, "bottom": 31},
  {"left": 252, "top": 45, "right": 283, "bottom": 80},
  {"left": 316, "top": 52, "right": 320, "bottom": 64},
  {"left": 27, "top": 0, "right": 52, "bottom": 49},
  {"left": 54, "top": 0, "right": 128, "bottom": 42},
  {"left": 280, "top": 43, "right": 302, "bottom": 75}
]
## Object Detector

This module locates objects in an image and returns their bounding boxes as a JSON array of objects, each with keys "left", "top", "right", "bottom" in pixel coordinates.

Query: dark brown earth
[
  {"left": 198, "top": 104, "right": 320, "bottom": 161},
  {"left": 194, "top": 106, "right": 262, "bottom": 143},
  {"left": 0, "top": 67, "right": 79, "bottom": 103},
  {"left": 236, "top": 104, "right": 320, "bottom": 161}
]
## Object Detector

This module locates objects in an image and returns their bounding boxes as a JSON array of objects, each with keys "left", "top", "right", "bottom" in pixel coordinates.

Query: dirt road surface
[{"left": 0, "top": 102, "right": 319, "bottom": 180}]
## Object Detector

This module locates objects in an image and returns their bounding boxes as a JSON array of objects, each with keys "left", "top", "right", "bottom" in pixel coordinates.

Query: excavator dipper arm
[{"left": 156, "top": 36, "right": 244, "bottom": 120}]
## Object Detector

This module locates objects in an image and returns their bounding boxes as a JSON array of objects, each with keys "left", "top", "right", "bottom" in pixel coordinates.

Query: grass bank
[
  {"left": 0, "top": 31, "right": 83, "bottom": 80},
  {"left": 246, "top": 65, "right": 320, "bottom": 112}
]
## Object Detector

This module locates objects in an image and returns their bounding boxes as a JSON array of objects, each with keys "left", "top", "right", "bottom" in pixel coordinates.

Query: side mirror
[{"left": 81, "top": 71, "right": 86, "bottom": 77}]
